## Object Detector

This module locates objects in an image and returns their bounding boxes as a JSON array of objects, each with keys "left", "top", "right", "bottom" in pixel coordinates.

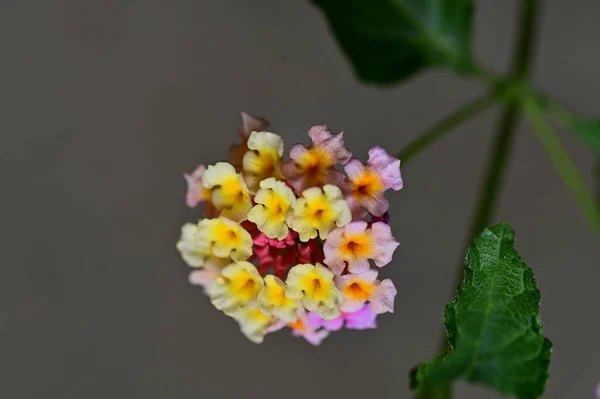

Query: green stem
[
  {"left": 524, "top": 101, "right": 600, "bottom": 238},
  {"left": 397, "top": 95, "right": 496, "bottom": 164},
  {"left": 511, "top": 0, "right": 541, "bottom": 79},
  {"left": 463, "top": 0, "right": 540, "bottom": 244},
  {"left": 425, "top": 1, "right": 542, "bottom": 398},
  {"left": 463, "top": 102, "right": 521, "bottom": 246},
  {"left": 597, "top": 158, "right": 600, "bottom": 206}
]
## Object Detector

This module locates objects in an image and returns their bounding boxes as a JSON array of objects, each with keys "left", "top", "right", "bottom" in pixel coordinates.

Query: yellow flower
[
  {"left": 196, "top": 217, "right": 253, "bottom": 261},
  {"left": 229, "top": 111, "right": 270, "bottom": 170},
  {"left": 242, "top": 131, "right": 284, "bottom": 191},
  {"left": 233, "top": 307, "right": 276, "bottom": 344},
  {"left": 258, "top": 275, "right": 298, "bottom": 323},
  {"left": 210, "top": 261, "right": 264, "bottom": 316},
  {"left": 176, "top": 223, "right": 209, "bottom": 267},
  {"left": 291, "top": 184, "right": 351, "bottom": 242},
  {"left": 285, "top": 263, "right": 342, "bottom": 320},
  {"left": 247, "top": 178, "right": 296, "bottom": 240},
  {"left": 176, "top": 223, "right": 231, "bottom": 269},
  {"left": 202, "top": 162, "right": 252, "bottom": 221}
]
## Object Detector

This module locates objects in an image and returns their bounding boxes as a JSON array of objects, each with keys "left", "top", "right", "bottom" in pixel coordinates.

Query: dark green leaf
[
  {"left": 411, "top": 223, "right": 552, "bottom": 399},
  {"left": 311, "top": 0, "right": 475, "bottom": 84}
]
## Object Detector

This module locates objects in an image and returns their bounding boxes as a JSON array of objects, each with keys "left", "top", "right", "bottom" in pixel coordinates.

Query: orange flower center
[
  {"left": 340, "top": 233, "right": 373, "bottom": 258},
  {"left": 299, "top": 147, "right": 334, "bottom": 182},
  {"left": 352, "top": 169, "right": 384, "bottom": 198},
  {"left": 288, "top": 317, "right": 306, "bottom": 332},
  {"left": 343, "top": 280, "right": 373, "bottom": 301}
]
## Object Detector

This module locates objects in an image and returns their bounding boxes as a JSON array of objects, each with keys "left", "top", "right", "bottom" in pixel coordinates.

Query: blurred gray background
[{"left": 1, "top": 0, "right": 599, "bottom": 398}]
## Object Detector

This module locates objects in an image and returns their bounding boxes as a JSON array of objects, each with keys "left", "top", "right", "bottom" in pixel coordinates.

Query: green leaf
[
  {"left": 311, "top": 0, "right": 475, "bottom": 84},
  {"left": 411, "top": 223, "right": 552, "bottom": 399}
]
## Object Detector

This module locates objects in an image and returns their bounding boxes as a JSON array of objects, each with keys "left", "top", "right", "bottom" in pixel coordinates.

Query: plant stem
[
  {"left": 428, "top": 1, "right": 542, "bottom": 398},
  {"left": 524, "top": 101, "right": 600, "bottom": 238},
  {"left": 397, "top": 95, "right": 496, "bottom": 164},
  {"left": 597, "top": 158, "right": 600, "bottom": 206},
  {"left": 463, "top": 0, "right": 541, "bottom": 246},
  {"left": 463, "top": 103, "right": 521, "bottom": 247},
  {"left": 512, "top": 0, "right": 541, "bottom": 79}
]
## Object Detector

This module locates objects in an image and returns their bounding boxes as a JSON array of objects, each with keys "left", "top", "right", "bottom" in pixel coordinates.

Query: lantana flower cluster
[{"left": 177, "top": 112, "right": 403, "bottom": 345}]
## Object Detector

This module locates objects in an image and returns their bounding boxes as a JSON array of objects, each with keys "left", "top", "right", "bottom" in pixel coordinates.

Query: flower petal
[
  {"left": 243, "top": 132, "right": 284, "bottom": 191},
  {"left": 258, "top": 275, "right": 298, "bottom": 323},
  {"left": 183, "top": 165, "right": 211, "bottom": 208},
  {"left": 203, "top": 162, "right": 252, "bottom": 221},
  {"left": 367, "top": 146, "right": 403, "bottom": 191},
  {"left": 293, "top": 327, "right": 330, "bottom": 346},
  {"left": 370, "top": 279, "right": 397, "bottom": 314},
  {"left": 210, "top": 261, "right": 264, "bottom": 316},
  {"left": 285, "top": 263, "right": 342, "bottom": 320},
  {"left": 239, "top": 111, "right": 269, "bottom": 138},
  {"left": 336, "top": 269, "right": 378, "bottom": 312},
  {"left": 197, "top": 217, "right": 253, "bottom": 262},
  {"left": 346, "top": 258, "right": 371, "bottom": 275},
  {"left": 322, "top": 316, "right": 344, "bottom": 331},
  {"left": 291, "top": 185, "right": 351, "bottom": 242},
  {"left": 247, "top": 178, "right": 295, "bottom": 240},
  {"left": 176, "top": 223, "right": 208, "bottom": 267},
  {"left": 322, "top": 227, "right": 346, "bottom": 275},
  {"left": 323, "top": 221, "right": 376, "bottom": 275},
  {"left": 343, "top": 158, "right": 366, "bottom": 181},
  {"left": 308, "top": 125, "right": 352, "bottom": 164},
  {"left": 362, "top": 192, "right": 389, "bottom": 217},
  {"left": 345, "top": 304, "right": 378, "bottom": 330},
  {"left": 234, "top": 307, "right": 273, "bottom": 344},
  {"left": 370, "top": 222, "right": 400, "bottom": 267},
  {"left": 282, "top": 127, "right": 351, "bottom": 193},
  {"left": 189, "top": 269, "right": 219, "bottom": 294}
]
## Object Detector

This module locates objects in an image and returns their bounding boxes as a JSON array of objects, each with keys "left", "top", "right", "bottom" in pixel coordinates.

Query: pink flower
[
  {"left": 183, "top": 165, "right": 219, "bottom": 217},
  {"left": 344, "top": 147, "right": 402, "bottom": 217},
  {"left": 307, "top": 311, "right": 344, "bottom": 331},
  {"left": 183, "top": 165, "right": 210, "bottom": 208},
  {"left": 335, "top": 269, "right": 397, "bottom": 314},
  {"left": 298, "top": 239, "right": 325, "bottom": 265},
  {"left": 307, "top": 304, "right": 378, "bottom": 331},
  {"left": 253, "top": 231, "right": 297, "bottom": 249},
  {"left": 229, "top": 111, "right": 270, "bottom": 169},
  {"left": 188, "top": 269, "right": 219, "bottom": 294},
  {"left": 281, "top": 125, "right": 352, "bottom": 194},
  {"left": 324, "top": 221, "right": 399, "bottom": 275},
  {"left": 240, "top": 111, "right": 269, "bottom": 137},
  {"left": 187, "top": 257, "right": 230, "bottom": 294},
  {"left": 252, "top": 231, "right": 298, "bottom": 268},
  {"left": 345, "top": 304, "right": 378, "bottom": 329},
  {"left": 289, "top": 309, "right": 330, "bottom": 346},
  {"left": 253, "top": 244, "right": 275, "bottom": 268}
]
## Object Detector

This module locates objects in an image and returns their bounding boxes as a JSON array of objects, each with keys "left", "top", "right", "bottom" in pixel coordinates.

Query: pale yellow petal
[
  {"left": 248, "top": 178, "right": 295, "bottom": 240},
  {"left": 176, "top": 223, "right": 209, "bottom": 267},
  {"left": 234, "top": 307, "right": 273, "bottom": 344},
  {"left": 210, "top": 261, "right": 264, "bottom": 316},
  {"left": 258, "top": 275, "right": 298, "bottom": 323},
  {"left": 284, "top": 263, "right": 342, "bottom": 320}
]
